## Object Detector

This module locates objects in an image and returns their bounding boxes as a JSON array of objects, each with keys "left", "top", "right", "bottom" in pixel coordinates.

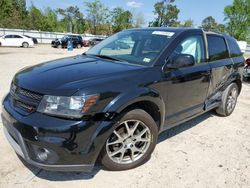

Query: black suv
[
  {"left": 1, "top": 28, "right": 244, "bottom": 172},
  {"left": 51, "top": 35, "right": 83, "bottom": 48}
]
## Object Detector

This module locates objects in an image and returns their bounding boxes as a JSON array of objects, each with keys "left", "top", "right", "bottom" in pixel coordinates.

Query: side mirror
[{"left": 166, "top": 54, "right": 195, "bottom": 69}]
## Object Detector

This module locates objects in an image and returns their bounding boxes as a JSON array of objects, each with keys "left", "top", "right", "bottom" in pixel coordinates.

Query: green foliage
[
  {"left": 201, "top": 16, "right": 226, "bottom": 33},
  {"left": 57, "top": 6, "right": 87, "bottom": 33},
  {"left": 0, "top": 0, "right": 28, "bottom": 28},
  {"left": 84, "top": 0, "right": 109, "bottom": 34},
  {"left": 149, "top": 1, "right": 180, "bottom": 27},
  {"left": 1, "top": 0, "right": 247, "bottom": 39},
  {"left": 27, "top": 5, "right": 46, "bottom": 31},
  {"left": 179, "top": 19, "right": 194, "bottom": 27},
  {"left": 111, "top": 7, "right": 133, "bottom": 32},
  {"left": 224, "top": 0, "right": 250, "bottom": 40}
]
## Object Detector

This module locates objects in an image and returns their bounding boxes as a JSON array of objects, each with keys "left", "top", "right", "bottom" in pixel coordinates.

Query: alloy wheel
[
  {"left": 106, "top": 120, "right": 151, "bottom": 164},
  {"left": 226, "top": 87, "right": 237, "bottom": 113}
]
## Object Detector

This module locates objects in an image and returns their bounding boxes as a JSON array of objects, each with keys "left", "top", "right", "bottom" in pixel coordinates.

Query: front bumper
[{"left": 1, "top": 94, "right": 115, "bottom": 172}]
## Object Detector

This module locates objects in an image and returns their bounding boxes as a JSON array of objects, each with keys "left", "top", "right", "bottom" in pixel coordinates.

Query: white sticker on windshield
[
  {"left": 152, "top": 31, "right": 175, "bottom": 37},
  {"left": 143, "top": 58, "right": 151, "bottom": 63}
]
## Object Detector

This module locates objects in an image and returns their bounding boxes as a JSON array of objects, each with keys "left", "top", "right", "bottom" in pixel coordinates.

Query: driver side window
[{"left": 173, "top": 35, "right": 205, "bottom": 64}]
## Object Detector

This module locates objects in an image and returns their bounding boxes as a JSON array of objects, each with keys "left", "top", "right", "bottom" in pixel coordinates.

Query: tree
[
  {"left": 201, "top": 16, "right": 217, "bottom": 31},
  {"left": 149, "top": 0, "right": 180, "bottom": 27},
  {"left": 85, "top": 0, "right": 109, "bottom": 34},
  {"left": 179, "top": 19, "right": 194, "bottom": 27},
  {"left": 57, "top": 6, "right": 86, "bottom": 33},
  {"left": 133, "top": 12, "right": 145, "bottom": 28},
  {"left": 201, "top": 16, "right": 226, "bottom": 33},
  {"left": 43, "top": 7, "right": 59, "bottom": 32},
  {"left": 0, "top": 0, "right": 28, "bottom": 28},
  {"left": 224, "top": 0, "right": 250, "bottom": 40},
  {"left": 111, "top": 7, "right": 133, "bottom": 32},
  {"left": 27, "top": 5, "right": 46, "bottom": 31},
  {"left": 0, "top": 0, "right": 14, "bottom": 27}
]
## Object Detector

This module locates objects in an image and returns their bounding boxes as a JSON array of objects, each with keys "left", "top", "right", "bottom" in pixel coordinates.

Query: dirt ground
[{"left": 0, "top": 45, "right": 250, "bottom": 188}]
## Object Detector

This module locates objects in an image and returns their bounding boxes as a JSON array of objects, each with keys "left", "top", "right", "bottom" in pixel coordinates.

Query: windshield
[
  {"left": 86, "top": 30, "right": 175, "bottom": 66},
  {"left": 61, "top": 36, "right": 69, "bottom": 40}
]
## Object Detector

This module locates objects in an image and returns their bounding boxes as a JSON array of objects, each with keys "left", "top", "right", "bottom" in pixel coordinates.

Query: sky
[{"left": 26, "top": 0, "right": 233, "bottom": 27}]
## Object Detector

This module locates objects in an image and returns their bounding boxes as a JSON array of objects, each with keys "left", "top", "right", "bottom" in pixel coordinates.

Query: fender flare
[{"left": 103, "top": 87, "right": 166, "bottom": 129}]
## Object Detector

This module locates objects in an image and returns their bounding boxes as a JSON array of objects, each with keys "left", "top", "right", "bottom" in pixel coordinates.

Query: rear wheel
[
  {"left": 100, "top": 109, "right": 158, "bottom": 171},
  {"left": 215, "top": 83, "right": 238, "bottom": 116},
  {"left": 22, "top": 42, "right": 29, "bottom": 48}
]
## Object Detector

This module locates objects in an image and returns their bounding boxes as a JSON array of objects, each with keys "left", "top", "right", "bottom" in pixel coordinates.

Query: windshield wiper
[{"left": 87, "top": 54, "right": 123, "bottom": 62}]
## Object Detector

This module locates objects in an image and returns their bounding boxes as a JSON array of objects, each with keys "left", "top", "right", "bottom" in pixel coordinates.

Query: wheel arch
[
  {"left": 104, "top": 88, "right": 166, "bottom": 131},
  {"left": 226, "top": 72, "right": 242, "bottom": 94}
]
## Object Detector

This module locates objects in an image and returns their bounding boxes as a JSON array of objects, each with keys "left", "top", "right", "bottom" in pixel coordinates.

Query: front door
[
  {"left": 164, "top": 34, "right": 211, "bottom": 125},
  {"left": 2, "top": 35, "right": 14, "bottom": 46}
]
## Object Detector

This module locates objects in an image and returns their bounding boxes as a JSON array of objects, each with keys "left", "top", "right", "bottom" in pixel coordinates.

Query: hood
[{"left": 14, "top": 55, "right": 145, "bottom": 95}]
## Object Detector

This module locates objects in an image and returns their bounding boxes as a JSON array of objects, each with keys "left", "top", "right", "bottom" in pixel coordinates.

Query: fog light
[{"left": 37, "top": 148, "right": 49, "bottom": 161}]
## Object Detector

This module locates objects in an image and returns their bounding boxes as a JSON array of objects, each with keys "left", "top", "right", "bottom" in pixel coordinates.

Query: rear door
[
  {"left": 206, "top": 34, "right": 233, "bottom": 98},
  {"left": 13, "top": 35, "right": 24, "bottom": 46}
]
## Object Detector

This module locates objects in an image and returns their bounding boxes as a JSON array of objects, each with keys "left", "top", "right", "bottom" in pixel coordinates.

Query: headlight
[{"left": 37, "top": 95, "right": 99, "bottom": 118}]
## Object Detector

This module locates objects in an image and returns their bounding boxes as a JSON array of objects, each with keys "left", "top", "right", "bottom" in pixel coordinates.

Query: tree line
[{"left": 0, "top": 0, "right": 249, "bottom": 42}]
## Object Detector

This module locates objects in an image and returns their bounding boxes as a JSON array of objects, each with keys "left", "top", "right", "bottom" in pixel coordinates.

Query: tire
[
  {"left": 22, "top": 42, "right": 29, "bottom": 48},
  {"left": 215, "top": 83, "right": 238, "bottom": 116},
  {"left": 100, "top": 109, "right": 158, "bottom": 171},
  {"left": 76, "top": 44, "right": 82, "bottom": 49},
  {"left": 57, "top": 44, "right": 62, "bottom": 49}
]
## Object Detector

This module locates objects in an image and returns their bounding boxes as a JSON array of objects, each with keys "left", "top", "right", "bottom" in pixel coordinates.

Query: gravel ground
[{"left": 0, "top": 45, "right": 250, "bottom": 188}]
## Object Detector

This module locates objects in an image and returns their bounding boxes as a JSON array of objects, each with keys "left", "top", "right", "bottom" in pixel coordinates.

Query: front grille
[
  {"left": 16, "top": 87, "right": 43, "bottom": 101},
  {"left": 10, "top": 83, "right": 43, "bottom": 114}
]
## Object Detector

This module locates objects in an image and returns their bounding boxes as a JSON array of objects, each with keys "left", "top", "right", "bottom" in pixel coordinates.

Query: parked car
[
  {"left": 82, "top": 39, "right": 91, "bottom": 47},
  {"left": 24, "top": 35, "right": 38, "bottom": 44},
  {"left": 1, "top": 28, "right": 244, "bottom": 172},
  {"left": 106, "top": 40, "right": 131, "bottom": 50},
  {"left": 243, "top": 57, "right": 250, "bottom": 80},
  {"left": 0, "top": 34, "right": 34, "bottom": 48},
  {"left": 90, "top": 38, "right": 104, "bottom": 46},
  {"left": 82, "top": 36, "right": 95, "bottom": 47},
  {"left": 51, "top": 35, "right": 83, "bottom": 48}
]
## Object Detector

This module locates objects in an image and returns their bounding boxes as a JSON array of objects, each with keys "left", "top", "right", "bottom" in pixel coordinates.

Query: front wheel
[
  {"left": 215, "top": 83, "right": 238, "bottom": 116},
  {"left": 100, "top": 109, "right": 158, "bottom": 171}
]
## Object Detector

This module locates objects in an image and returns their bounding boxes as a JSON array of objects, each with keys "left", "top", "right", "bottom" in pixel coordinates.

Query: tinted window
[
  {"left": 5, "top": 35, "right": 13, "bottom": 38},
  {"left": 226, "top": 37, "right": 242, "bottom": 57},
  {"left": 13, "top": 35, "right": 22, "bottom": 38},
  {"left": 171, "top": 35, "right": 205, "bottom": 64},
  {"left": 207, "top": 35, "right": 229, "bottom": 61}
]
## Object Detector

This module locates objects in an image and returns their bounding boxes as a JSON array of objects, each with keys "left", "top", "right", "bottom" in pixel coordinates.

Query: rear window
[
  {"left": 226, "top": 37, "right": 242, "bottom": 57},
  {"left": 207, "top": 35, "right": 229, "bottom": 61}
]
